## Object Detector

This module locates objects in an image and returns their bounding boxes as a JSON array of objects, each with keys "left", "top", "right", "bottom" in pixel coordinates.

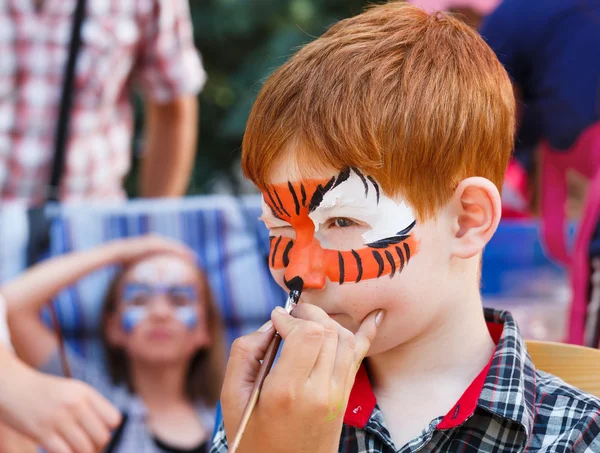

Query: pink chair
[
  {"left": 407, "top": 0, "right": 501, "bottom": 15},
  {"left": 540, "top": 122, "right": 600, "bottom": 345}
]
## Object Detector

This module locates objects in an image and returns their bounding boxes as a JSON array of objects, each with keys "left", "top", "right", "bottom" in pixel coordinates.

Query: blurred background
[
  {"left": 126, "top": 0, "right": 371, "bottom": 196},
  {"left": 1, "top": 0, "right": 598, "bottom": 358},
  {"left": 1, "top": 0, "right": 600, "bottom": 450},
  {"left": 1, "top": 0, "right": 598, "bottom": 354}
]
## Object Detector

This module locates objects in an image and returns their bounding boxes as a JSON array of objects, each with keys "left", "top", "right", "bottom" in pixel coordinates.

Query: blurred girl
[{"left": 6, "top": 235, "right": 225, "bottom": 453}]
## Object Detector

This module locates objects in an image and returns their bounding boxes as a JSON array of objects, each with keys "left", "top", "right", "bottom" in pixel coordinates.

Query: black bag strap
[
  {"left": 47, "top": 0, "right": 87, "bottom": 202},
  {"left": 103, "top": 412, "right": 129, "bottom": 453}
]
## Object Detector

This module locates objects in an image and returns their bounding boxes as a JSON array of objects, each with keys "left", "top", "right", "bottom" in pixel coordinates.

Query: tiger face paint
[{"left": 261, "top": 168, "right": 418, "bottom": 288}]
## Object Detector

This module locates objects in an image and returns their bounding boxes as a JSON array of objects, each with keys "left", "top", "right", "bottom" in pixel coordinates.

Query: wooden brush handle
[{"left": 229, "top": 331, "right": 282, "bottom": 453}]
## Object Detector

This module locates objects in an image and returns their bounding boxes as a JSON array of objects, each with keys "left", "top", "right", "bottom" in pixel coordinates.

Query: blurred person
[
  {"left": 407, "top": 0, "right": 500, "bottom": 27},
  {"left": 5, "top": 235, "right": 226, "bottom": 453},
  {"left": 0, "top": 275, "right": 121, "bottom": 453},
  {"left": 480, "top": 0, "right": 600, "bottom": 159},
  {"left": 0, "top": 0, "right": 205, "bottom": 204},
  {"left": 480, "top": 0, "right": 600, "bottom": 346}
]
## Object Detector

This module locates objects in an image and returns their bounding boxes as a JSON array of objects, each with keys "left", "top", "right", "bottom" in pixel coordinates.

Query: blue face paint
[
  {"left": 122, "top": 283, "right": 198, "bottom": 304},
  {"left": 122, "top": 283, "right": 153, "bottom": 303},
  {"left": 174, "top": 306, "right": 198, "bottom": 329},
  {"left": 122, "top": 306, "right": 148, "bottom": 333},
  {"left": 120, "top": 282, "right": 200, "bottom": 333}
]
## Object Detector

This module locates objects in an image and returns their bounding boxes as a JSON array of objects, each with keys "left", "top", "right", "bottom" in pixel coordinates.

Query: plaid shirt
[
  {"left": 211, "top": 308, "right": 600, "bottom": 453},
  {"left": 0, "top": 0, "right": 206, "bottom": 204}
]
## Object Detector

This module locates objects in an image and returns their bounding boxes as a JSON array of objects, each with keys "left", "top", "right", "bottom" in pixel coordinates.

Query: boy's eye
[{"left": 331, "top": 217, "right": 357, "bottom": 228}]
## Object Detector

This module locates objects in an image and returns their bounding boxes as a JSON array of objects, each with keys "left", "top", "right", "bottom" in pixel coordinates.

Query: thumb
[
  {"left": 353, "top": 309, "right": 384, "bottom": 371},
  {"left": 344, "top": 310, "right": 384, "bottom": 399}
]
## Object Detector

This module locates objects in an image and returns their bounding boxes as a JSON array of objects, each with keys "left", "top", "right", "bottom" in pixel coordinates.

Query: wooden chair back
[{"left": 526, "top": 340, "right": 600, "bottom": 397}]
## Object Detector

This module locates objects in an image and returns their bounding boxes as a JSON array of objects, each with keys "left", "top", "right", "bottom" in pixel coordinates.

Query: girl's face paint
[
  {"left": 122, "top": 306, "right": 147, "bottom": 333},
  {"left": 120, "top": 283, "right": 200, "bottom": 333},
  {"left": 261, "top": 167, "right": 418, "bottom": 288},
  {"left": 130, "top": 259, "right": 192, "bottom": 286},
  {"left": 110, "top": 255, "right": 211, "bottom": 369},
  {"left": 119, "top": 256, "right": 202, "bottom": 334}
]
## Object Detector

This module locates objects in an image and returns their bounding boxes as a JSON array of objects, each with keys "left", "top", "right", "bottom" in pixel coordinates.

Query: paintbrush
[{"left": 229, "top": 287, "right": 302, "bottom": 453}]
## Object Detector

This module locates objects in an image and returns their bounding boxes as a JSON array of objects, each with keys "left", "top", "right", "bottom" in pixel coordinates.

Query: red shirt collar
[{"left": 344, "top": 321, "right": 505, "bottom": 428}]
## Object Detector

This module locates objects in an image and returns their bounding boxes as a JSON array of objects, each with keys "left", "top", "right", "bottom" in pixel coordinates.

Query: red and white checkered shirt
[{"left": 0, "top": 0, "right": 206, "bottom": 205}]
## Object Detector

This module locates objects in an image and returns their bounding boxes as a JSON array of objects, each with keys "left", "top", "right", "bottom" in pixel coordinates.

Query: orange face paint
[{"left": 263, "top": 168, "right": 418, "bottom": 289}]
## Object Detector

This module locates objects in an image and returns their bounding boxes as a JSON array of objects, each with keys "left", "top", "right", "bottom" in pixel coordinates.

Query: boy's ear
[
  {"left": 105, "top": 313, "right": 126, "bottom": 347},
  {"left": 449, "top": 177, "right": 502, "bottom": 259}
]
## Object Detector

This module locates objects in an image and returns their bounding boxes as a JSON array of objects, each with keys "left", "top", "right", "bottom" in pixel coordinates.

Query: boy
[{"left": 213, "top": 3, "right": 600, "bottom": 452}]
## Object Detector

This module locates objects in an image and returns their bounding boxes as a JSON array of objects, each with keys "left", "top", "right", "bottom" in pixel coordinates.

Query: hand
[
  {"left": 0, "top": 368, "right": 121, "bottom": 453},
  {"left": 221, "top": 304, "right": 383, "bottom": 453},
  {"left": 112, "top": 234, "right": 196, "bottom": 264},
  {"left": 0, "top": 419, "right": 37, "bottom": 453}
]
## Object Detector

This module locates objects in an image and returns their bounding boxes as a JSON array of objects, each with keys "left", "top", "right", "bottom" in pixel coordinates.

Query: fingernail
[
  {"left": 375, "top": 310, "right": 385, "bottom": 327},
  {"left": 274, "top": 306, "right": 287, "bottom": 315},
  {"left": 258, "top": 320, "right": 273, "bottom": 332}
]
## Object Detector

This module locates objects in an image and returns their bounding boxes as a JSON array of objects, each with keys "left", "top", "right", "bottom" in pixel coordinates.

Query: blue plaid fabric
[{"left": 210, "top": 309, "right": 600, "bottom": 453}]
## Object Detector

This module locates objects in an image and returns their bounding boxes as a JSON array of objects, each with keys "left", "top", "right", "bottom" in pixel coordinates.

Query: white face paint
[
  {"left": 131, "top": 257, "right": 192, "bottom": 286},
  {"left": 308, "top": 170, "right": 416, "bottom": 245}
]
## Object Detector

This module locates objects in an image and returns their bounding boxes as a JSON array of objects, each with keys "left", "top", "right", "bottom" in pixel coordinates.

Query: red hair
[{"left": 242, "top": 2, "right": 515, "bottom": 219}]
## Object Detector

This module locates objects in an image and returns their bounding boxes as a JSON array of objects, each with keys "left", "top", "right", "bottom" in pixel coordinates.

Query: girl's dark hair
[{"left": 100, "top": 258, "right": 226, "bottom": 406}]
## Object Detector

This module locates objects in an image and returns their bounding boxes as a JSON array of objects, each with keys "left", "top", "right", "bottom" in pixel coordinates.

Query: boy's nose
[{"left": 283, "top": 238, "right": 326, "bottom": 290}]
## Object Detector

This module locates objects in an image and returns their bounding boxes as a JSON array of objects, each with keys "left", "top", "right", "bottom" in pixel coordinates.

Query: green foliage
[{"left": 126, "top": 0, "right": 369, "bottom": 197}]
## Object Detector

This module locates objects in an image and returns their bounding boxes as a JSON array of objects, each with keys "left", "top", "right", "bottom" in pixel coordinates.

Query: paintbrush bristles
[{"left": 229, "top": 330, "right": 282, "bottom": 453}]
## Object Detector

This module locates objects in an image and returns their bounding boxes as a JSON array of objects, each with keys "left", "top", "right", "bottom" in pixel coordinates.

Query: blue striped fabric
[{"left": 0, "top": 202, "right": 29, "bottom": 284}]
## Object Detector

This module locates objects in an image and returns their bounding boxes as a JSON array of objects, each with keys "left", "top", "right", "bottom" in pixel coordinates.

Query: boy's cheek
[{"left": 270, "top": 268, "right": 286, "bottom": 290}]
